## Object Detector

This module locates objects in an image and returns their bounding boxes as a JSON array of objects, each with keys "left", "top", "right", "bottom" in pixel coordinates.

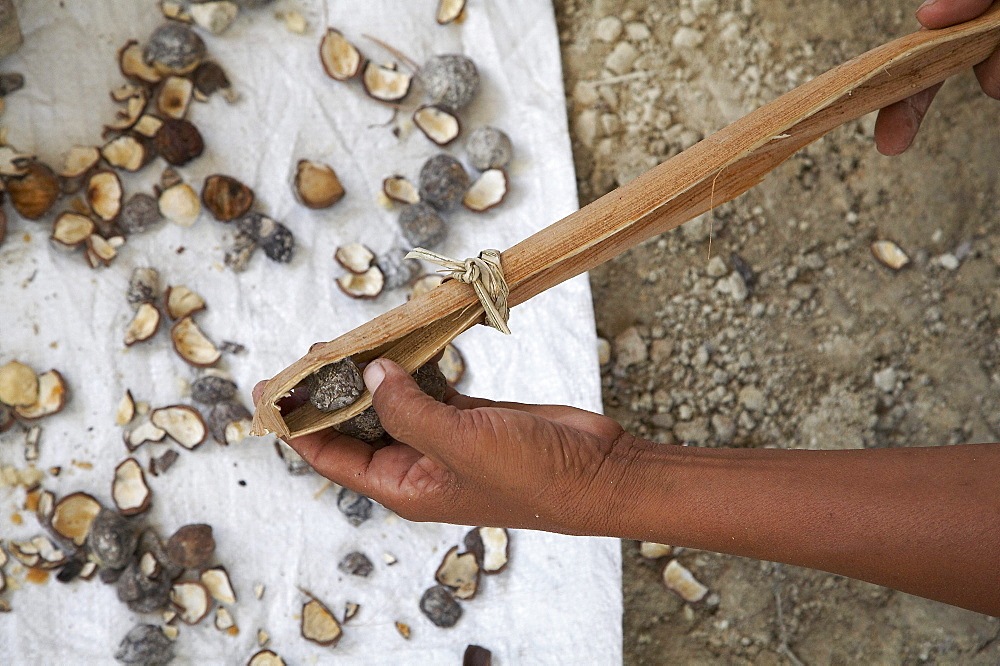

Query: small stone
[
  {"left": 594, "top": 16, "right": 623, "bottom": 42},
  {"left": 738, "top": 386, "right": 765, "bottom": 412},
  {"left": 717, "top": 272, "right": 748, "bottom": 303},
  {"left": 873, "top": 368, "right": 897, "bottom": 393},
  {"left": 649, "top": 339, "right": 674, "bottom": 363},
  {"left": 596, "top": 337, "right": 612, "bottom": 365},
  {"left": 338, "top": 552, "right": 374, "bottom": 577},
  {"left": 115, "top": 624, "right": 175, "bottom": 665},
  {"left": 337, "top": 487, "right": 372, "bottom": 526},
  {"left": 605, "top": 42, "right": 639, "bottom": 75},
  {"left": 674, "top": 418, "right": 710, "bottom": 444},
  {"left": 575, "top": 109, "right": 601, "bottom": 147},
  {"left": 119, "top": 194, "right": 162, "bottom": 234},
  {"left": 672, "top": 26, "right": 704, "bottom": 50},
  {"left": 418, "top": 154, "right": 469, "bottom": 212},
  {"left": 624, "top": 21, "right": 651, "bottom": 40},
  {"left": 421, "top": 54, "right": 479, "bottom": 111},
  {"left": 614, "top": 327, "right": 648, "bottom": 367},
  {"left": 705, "top": 256, "right": 727, "bottom": 278},
  {"left": 936, "top": 253, "right": 960, "bottom": 271},
  {"left": 465, "top": 126, "right": 513, "bottom": 171},
  {"left": 398, "top": 202, "right": 447, "bottom": 248},
  {"left": 678, "top": 404, "right": 694, "bottom": 421},
  {"left": 711, "top": 414, "right": 736, "bottom": 444},
  {"left": 572, "top": 81, "right": 600, "bottom": 106}
]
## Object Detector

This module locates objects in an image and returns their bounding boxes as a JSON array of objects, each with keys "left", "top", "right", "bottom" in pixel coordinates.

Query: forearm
[{"left": 607, "top": 440, "right": 1000, "bottom": 615}]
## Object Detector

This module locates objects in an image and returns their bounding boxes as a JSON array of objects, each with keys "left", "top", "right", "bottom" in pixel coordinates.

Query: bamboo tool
[{"left": 252, "top": 6, "right": 1000, "bottom": 440}]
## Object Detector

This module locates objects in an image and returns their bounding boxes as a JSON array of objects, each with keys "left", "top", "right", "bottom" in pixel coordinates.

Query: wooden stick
[{"left": 253, "top": 5, "right": 1000, "bottom": 440}]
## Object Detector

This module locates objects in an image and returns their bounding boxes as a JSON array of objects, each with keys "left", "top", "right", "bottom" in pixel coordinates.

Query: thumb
[{"left": 364, "top": 359, "right": 466, "bottom": 462}]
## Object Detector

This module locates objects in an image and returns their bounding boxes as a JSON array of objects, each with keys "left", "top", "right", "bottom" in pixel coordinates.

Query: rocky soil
[{"left": 553, "top": 0, "right": 1000, "bottom": 663}]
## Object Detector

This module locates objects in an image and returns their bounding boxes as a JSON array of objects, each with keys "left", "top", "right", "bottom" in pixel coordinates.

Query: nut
[
  {"left": 439, "top": 343, "right": 465, "bottom": 385},
  {"left": 59, "top": 146, "right": 101, "bottom": 179},
  {"left": 165, "top": 285, "right": 206, "bottom": 320},
  {"left": 51, "top": 212, "right": 95, "bottom": 249},
  {"left": 307, "top": 358, "right": 364, "bottom": 412},
  {"left": 115, "top": 624, "right": 175, "bottom": 665},
  {"left": 420, "top": 54, "right": 479, "bottom": 111},
  {"left": 124, "top": 303, "right": 162, "bottom": 346},
  {"left": 7, "top": 162, "right": 60, "bottom": 220},
  {"left": 14, "top": 369, "right": 68, "bottom": 420},
  {"left": 119, "top": 193, "right": 163, "bottom": 234},
  {"left": 662, "top": 559, "right": 708, "bottom": 602},
  {"left": 334, "top": 242, "right": 375, "bottom": 273},
  {"left": 113, "top": 457, "right": 153, "bottom": 515},
  {"left": 190, "top": 372, "right": 237, "bottom": 405},
  {"left": 87, "top": 170, "right": 123, "bottom": 222},
  {"left": 336, "top": 265, "right": 385, "bottom": 299},
  {"left": 436, "top": 0, "right": 466, "bottom": 24},
  {"left": 87, "top": 503, "right": 137, "bottom": 570},
  {"left": 236, "top": 212, "right": 294, "bottom": 263},
  {"left": 337, "top": 551, "right": 374, "bottom": 577},
  {"left": 434, "top": 545, "right": 480, "bottom": 600},
  {"left": 144, "top": 23, "right": 206, "bottom": 75},
  {"left": 419, "top": 585, "right": 463, "bottom": 628},
  {"left": 0, "top": 360, "right": 39, "bottom": 407},
  {"left": 202, "top": 174, "right": 254, "bottom": 221},
  {"left": 166, "top": 524, "right": 215, "bottom": 569},
  {"left": 249, "top": 650, "right": 285, "bottom": 666},
  {"left": 101, "top": 135, "right": 151, "bottom": 172},
  {"left": 382, "top": 175, "right": 420, "bottom": 204},
  {"left": 639, "top": 542, "right": 672, "bottom": 559},
  {"left": 51, "top": 492, "right": 102, "bottom": 546},
  {"left": 171, "top": 580, "right": 211, "bottom": 624},
  {"left": 376, "top": 248, "right": 420, "bottom": 290},
  {"left": 159, "top": 183, "right": 201, "bottom": 227},
  {"left": 871, "top": 240, "right": 910, "bottom": 270},
  {"left": 127, "top": 268, "right": 160, "bottom": 310},
  {"left": 119, "top": 41, "right": 162, "bottom": 84},
  {"left": 362, "top": 61, "right": 412, "bottom": 102},
  {"left": 336, "top": 487, "right": 372, "bottom": 526},
  {"left": 294, "top": 159, "right": 344, "bottom": 209},
  {"left": 207, "top": 399, "right": 252, "bottom": 445},
  {"left": 395, "top": 622, "right": 411, "bottom": 639},
  {"left": 151, "top": 405, "right": 208, "bottom": 450},
  {"left": 463, "top": 169, "right": 508, "bottom": 212},
  {"left": 319, "top": 28, "right": 362, "bottom": 81},
  {"left": 301, "top": 597, "right": 342, "bottom": 646},
  {"left": 190, "top": 1, "right": 239, "bottom": 34},
  {"left": 224, "top": 229, "right": 257, "bottom": 272},
  {"left": 418, "top": 154, "right": 469, "bottom": 212},
  {"left": 463, "top": 645, "right": 493, "bottom": 666},
  {"left": 398, "top": 201, "right": 447, "bottom": 248},
  {"left": 192, "top": 61, "right": 233, "bottom": 99},
  {"left": 333, "top": 405, "right": 385, "bottom": 442},
  {"left": 125, "top": 418, "right": 167, "bottom": 451},
  {"left": 155, "top": 76, "right": 194, "bottom": 121},
  {"left": 171, "top": 317, "right": 222, "bottom": 367},
  {"left": 201, "top": 566, "right": 236, "bottom": 604},
  {"left": 154, "top": 118, "right": 204, "bottom": 166},
  {"left": 466, "top": 126, "right": 513, "bottom": 170},
  {"left": 463, "top": 527, "right": 509, "bottom": 573}
]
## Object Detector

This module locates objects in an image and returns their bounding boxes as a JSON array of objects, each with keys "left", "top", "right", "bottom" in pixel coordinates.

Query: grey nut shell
[
  {"left": 119, "top": 193, "right": 162, "bottom": 235},
  {"left": 419, "top": 585, "right": 463, "bottom": 628},
  {"left": 307, "top": 358, "right": 364, "bottom": 412},
  {"left": 421, "top": 54, "right": 479, "bottom": 111},
  {"left": 191, "top": 374, "right": 238, "bottom": 405},
  {"left": 143, "top": 23, "right": 206, "bottom": 74},
  {"left": 418, "top": 154, "right": 469, "bottom": 212},
  {"left": 87, "top": 508, "right": 139, "bottom": 570},
  {"left": 466, "top": 126, "right": 513, "bottom": 171},
  {"left": 337, "top": 487, "right": 373, "bottom": 526},
  {"left": 115, "top": 624, "right": 176, "bottom": 665},
  {"left": 398, "top": 202, "right": 447, "bottom": 249},
  {"left": 237, "top": 212, "right": 294, "bottom": 263}
]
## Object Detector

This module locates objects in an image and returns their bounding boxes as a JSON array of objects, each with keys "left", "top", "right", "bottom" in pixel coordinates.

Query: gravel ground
[{"left": 553, "top": 0, "right": 1000, "bottom": 663}]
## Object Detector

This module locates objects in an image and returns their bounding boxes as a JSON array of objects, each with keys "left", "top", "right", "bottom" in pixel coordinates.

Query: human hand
[
  {"left": 253, "top": 359, "right": 639, "bottom": 533},
  {"left": 874, "top": 0, "right": 1000, "bottom": 155}
]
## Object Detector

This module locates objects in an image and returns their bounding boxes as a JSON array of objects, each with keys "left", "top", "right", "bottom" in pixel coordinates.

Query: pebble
[
  {"left": 597, "top": 337, "right": 612, "bottom": 365},
  {"left": 614, "top": 327, "right": 648, "bottom": 367},
  {"left": 691, "top": 0, "right": 718, "bottom": 14},
  {"left": 625, "top": 21, "right": 651, "bottom": 41},
  {"left": 873, "top": 367, "right": 897, "bottom": 393},
  {"left": 575, "top": 109, "right": 601, "bottom": 147},
  {"left": 711, "top": 414, "right": 736, "bottom": 443},
  {"left": 594, "top": 16, "right": 624, "bottom": 43},
  {"left": 717, "top": 272, "right": 749, "bottom": 303},
  {"left": 936, "top": 253, "right": 960, "bottom": 270},
  {"left": 706, "top": 256, "right": 728, "bottom": 278},
  {"left": 572, "top": 81, "right": 600, "bottom": 106},
  {"left": 672, "top": 26, "right": 705, "bottom": 50},
  {"left": 738, "top": 385, "right": 766, "bottom": 412},
  {"left": 650, "top": 338, "right": 674, "bottom": 363},
  {"left": 674, "top": 418, "right": 711, "bottom": 444},
  {"left": 605, "top": 41, "right": 640, "bottom": 75}
]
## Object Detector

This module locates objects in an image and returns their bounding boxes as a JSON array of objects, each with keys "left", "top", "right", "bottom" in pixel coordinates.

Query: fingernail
[
  {"left": 364, "top": 360, "right": 386, "bottom": 393},
  {"left": 917, "top": 0, "right": 936, "bottom": 11}
]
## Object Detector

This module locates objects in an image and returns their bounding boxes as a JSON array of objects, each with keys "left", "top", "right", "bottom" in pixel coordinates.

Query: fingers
[
  {"left": 252, "top": 380, "right": 266, "bottom": 406},
  {"left": 873, "top": 83, "right": 943, "bottom": 155},
  {"left": 282, "top": 427, "right": 379, "bottom": 489},
  {"left": 974, "top": 48, "right": 1000, "bottom": 98},
  {"left": 915, "top": 0, "right": 994, "bottom": 29},
  {"left": 365, "top": 359, "right": 468, "bottom": 465}
]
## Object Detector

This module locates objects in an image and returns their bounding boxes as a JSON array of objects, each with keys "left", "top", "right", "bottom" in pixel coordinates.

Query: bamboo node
[{"left": 405, "top": 247, "right": 511, "bottom": 334}]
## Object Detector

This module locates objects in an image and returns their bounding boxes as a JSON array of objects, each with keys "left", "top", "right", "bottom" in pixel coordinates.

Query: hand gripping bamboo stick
[{"left": 252, "top": 5, "right": 1000, "bottom": 440}]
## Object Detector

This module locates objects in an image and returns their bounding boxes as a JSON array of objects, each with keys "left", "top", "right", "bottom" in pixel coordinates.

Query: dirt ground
[{"left": 552, "top": 0, "right": 1000, "bottom": 663}]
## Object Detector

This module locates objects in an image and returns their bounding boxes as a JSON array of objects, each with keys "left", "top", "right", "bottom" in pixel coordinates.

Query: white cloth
[{"left": 0, "top": 1, "right": 622, "bottom": 663}]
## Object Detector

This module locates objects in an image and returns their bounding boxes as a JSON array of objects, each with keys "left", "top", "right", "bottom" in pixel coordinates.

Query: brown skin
[
  {"left": 254, "top": 360, "right": 1000, "bottom": 617},
  {"left": 254, "top": 1, "right": 1000, "bottom": 617},
  {"left": 874, "top": 0, "right": 1000, "bottom": 155}
]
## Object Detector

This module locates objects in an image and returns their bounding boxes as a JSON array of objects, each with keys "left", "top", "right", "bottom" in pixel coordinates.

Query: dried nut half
[
  {"left": 395, "top": 622, "right": 411, "bottom": 639},
  {"left": 125, "top": 303, "right": 162, "bottom": 346},
  {"left": 202, "top": 174, "right": 254, "bottom": 222},
  {"left": 190, "top": 1, "right": 239, "bottom": 35},
  {"left": 14, "top": 370, "right": 68, "bottom": 420},
  {"left": 408, "top": 274, "right": 446, "bottom": 300},
  {"left": 133, "top": 114, "right": 165, "bottom": 139},
  {"left": 413, "top": 105, "right": 460, "bottom": 146},
  {"left": 87, "top": 170, "right": 123, "bottom": 222},
  {"left": 154, "top": 119, "right": 204, "bottom": 166},
  {"left": 171, "top": 581, "right": 211, "bottom": 625},
  {"left": 249, "top": 650, "right": 286, "bottom": 666},
  {"left": 156, "top": 76, "right": 194, "bottom": 120},
  {"left": 0, "top": 145, "right": 35, "bottom": 177},
  {"left": 60, "top": 146, "right": 101, "bottom": 179},
  {"left": 192, "top": 61, "right": 233, "bottom": 100},
  {"left": 639, "top": 542, "right": 673, "bottom": 559},
  {"left": 662, "top": 559, "right": 708, "bottom": 603},
  {"left": 319, "top": 28, "right": 362, "bottom": 81},
  {"left": 165, "top": 285, "right": 206, "bottom": 320},
  {"left": 8, "top": 162, "right": 61, "bottom": 220},
  {"left": 102, "top": 135, "right": 149, "bottom": 172},
  {"left": 209, "top": 400, "right": 253, "bottom": 446},
  {"left": 151, "top": 405, "right": 208, "bottom": 450},
  {"left": 171, "top": 316, "right": 221, "bottom": 367},
  {"left": 343, "top": 602, "right": 360, "bottom": 622},
  {"left": 107, "top": 86, "right": 148, "bottom": 132},
  {"left": 214, "top": 606, "right": 236, "bottom": 631},
  {"left": 334, "top": 243, "right": 375, "bottom": 274},
  {"left": 201, "top": 567, "right": 236, "bottom": 604},
  {"left": 362, "top": 62, "right": 412, "bottom": 102},
  {"left": 436, "top": 0, "right": 466, "bottom": 24},
  {"left": 51, "top": 212, "right": 95, "bottom": 249},
  {"left": 113, "top": 457, "right": 152, "bottom": 515},
  {"left": 463, "top": 169, "right": 508, "bottom": 212},
  {"left": 125, "top": 418, "right": 168, "bottom": 451},
  {"left": 383, "top": 175, "right": 420, "bottom": 204},
  {"left": 463, "top": 527, "right": 509, "bottom": 573},
  {"left": 167, "top": 524, "right": 215, "bottom": 569},
  {"left": 337, "top": 265, "right": 385, "bottom": 299},
  {"left": 439, "top": 344, "right": 465, "bottom": 385},
  {"left": 85, "top": 234, "right": 123, "bottom": 268},
  {"left": 51, "top": 492, "right": 102, "bottom": 546},
  {"left": 337, "top": 487, "right": 372, "bottom": 526},
  {"left": 871, "top": 240, "right": 910, "bottom": 270},
  {"left": 294, "top": 160, "right": 344, "bottom": 209},
  {"left": 116, "top": 390, "right": 136, "bottom": 426},
  {"left": 301, "top": 598, "right": 342, "bottom": 646},
  {"left": 0, "top": 360, "right": 39, "bottom": 407},
  {"left": 119, "top": 40, "right": 163, "bottom": 84},
  {"left": 127, "top": 268, "right": 160, "bottom": 310},
  {"left": 159, "top": 183, "right": 201, "bottom": 227},
  {"left": 419, "top": 585, "right": 463, "bottom": 628},
  {"left": 236, "top": 212, "right": 295, "bottom": 263},
  {"left": 435, "top": 546, "right": 480, "bottom": 600}
]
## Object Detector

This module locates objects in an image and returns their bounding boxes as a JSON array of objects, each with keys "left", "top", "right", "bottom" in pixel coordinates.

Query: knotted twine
[{"left": 404, "top": 248, "right": 511, "bottom": 334}]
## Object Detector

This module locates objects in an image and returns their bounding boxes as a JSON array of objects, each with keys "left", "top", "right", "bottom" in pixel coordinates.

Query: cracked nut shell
[
  {"left": 418, "top": 154, "right": 469, "bottom": 212},
  {"left": 399, "top": 201, "right": 447, "bottom": 248}
]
